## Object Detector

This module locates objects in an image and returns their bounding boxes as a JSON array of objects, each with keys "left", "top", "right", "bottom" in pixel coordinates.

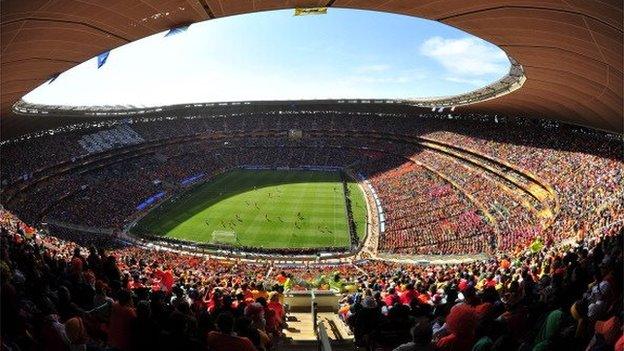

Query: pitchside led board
[{"left": 289, "top": 129, "right": 303, "bottom": 140}]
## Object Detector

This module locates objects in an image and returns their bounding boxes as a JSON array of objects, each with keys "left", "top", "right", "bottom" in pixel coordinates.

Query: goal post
[{"left": 210, "top": 230, "right": 238, "bottom": 245}]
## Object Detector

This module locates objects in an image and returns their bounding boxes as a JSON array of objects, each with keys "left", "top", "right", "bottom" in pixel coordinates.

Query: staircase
[{"left": 278, "top": 312, "right": 355, "bottom": 351}]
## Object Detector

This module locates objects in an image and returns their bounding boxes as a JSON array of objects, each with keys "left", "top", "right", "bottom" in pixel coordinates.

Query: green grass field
[{"left": 133, "top": 169, "right": 368, "bottom": 249}]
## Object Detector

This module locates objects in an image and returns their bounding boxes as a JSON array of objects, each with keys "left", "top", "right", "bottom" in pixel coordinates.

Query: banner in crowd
[
  {"left": 180, "top": 173, "right": 205, "bottom": 186},
  {"left": 362, "top": 177, "right": 386, "bottom": 233},
  {"left": 136, "top": 191, "right": 166, "bottom": 210}
]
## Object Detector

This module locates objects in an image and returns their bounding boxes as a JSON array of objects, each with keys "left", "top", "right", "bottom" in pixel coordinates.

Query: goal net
[{"left": 210, "top": 230, "right": 238, "bottom": 245}]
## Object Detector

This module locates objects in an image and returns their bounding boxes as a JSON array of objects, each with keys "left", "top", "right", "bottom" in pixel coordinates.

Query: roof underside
[{"left": 1, "top": 0, "right": 622, "bottom": 135}]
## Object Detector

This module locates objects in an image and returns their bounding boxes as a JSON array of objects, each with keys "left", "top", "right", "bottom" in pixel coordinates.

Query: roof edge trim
[{"left": 408, "top": 57, "right": 526, "bottom": 109}]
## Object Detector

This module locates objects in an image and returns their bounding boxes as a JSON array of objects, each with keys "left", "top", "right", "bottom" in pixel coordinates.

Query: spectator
[{"left": 206, "top": 312, "right": 257, "bottom": 351}]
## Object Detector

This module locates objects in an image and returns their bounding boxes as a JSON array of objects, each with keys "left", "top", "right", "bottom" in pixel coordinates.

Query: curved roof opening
[{"left": 21, "top": 8, "right": 510, "bottom": 108}]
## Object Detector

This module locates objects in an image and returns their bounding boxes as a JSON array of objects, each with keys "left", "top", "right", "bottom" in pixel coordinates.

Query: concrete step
[
  {"left": 279, "top": 312, "right": 355, "bottom": 350},
  {"left": 283, "top": 312, "right": 316, "bottom": 342},
  {"left": 318, "top": 312, "right": 353, "bottom": 342}
]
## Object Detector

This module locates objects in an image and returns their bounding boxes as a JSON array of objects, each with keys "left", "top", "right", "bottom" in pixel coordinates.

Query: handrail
[
  {"left": 311, "top": 290, "right": 318, "bottom": 335},
  {"left": 317, "top": 321, "right": 332, "bottom": 351}
]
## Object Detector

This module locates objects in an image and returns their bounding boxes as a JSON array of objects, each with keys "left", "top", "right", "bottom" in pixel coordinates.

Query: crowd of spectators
[
  {"left": 2, "top": 200, "right": 622, "bottom": 350},
  {"left": 339, "top": 229, "right": 622, "bottom": 351},
  {"left": 421, "top": 127, "right": 622, "bottom": 249},
  {"left": 2, "top": 109, "right": 622, "bottom": 257},
  {"left": 1, "top": 209, "right": 286, "bottom": 351},
  {"left": 414, "top": 149, "right": 540, "bottom": 253},
  {"left": 364, "top": 156, "right": 493, "bottom": 255}
]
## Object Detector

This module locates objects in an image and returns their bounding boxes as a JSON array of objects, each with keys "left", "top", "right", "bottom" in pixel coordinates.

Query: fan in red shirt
[
  {"left": 383, "top": 287, "right": 400, "bottom": 307},
  {"left": 107, "top": 290, "right": 137, "bottom": 351},
  {"left": 268, "top": 292, "right": 285, "bottom": 323},
  {"left": 436, "top": 303, "right": 477, "bottom": 351},
  {"left": 207, "top": 312, "right": 257, "bottom": 351},
  {"left": 399, "top": 284, "right": 418, "bottom": 305}
]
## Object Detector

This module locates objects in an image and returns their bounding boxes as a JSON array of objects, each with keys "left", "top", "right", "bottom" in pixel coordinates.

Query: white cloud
[{"left": 420, "top": 36, "right": 509, "bottom": 77}]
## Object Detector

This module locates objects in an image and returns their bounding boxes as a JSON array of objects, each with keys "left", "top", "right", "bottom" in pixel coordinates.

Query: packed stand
[
  {"left": 1, "top": 109, "right": 622, "bottom": 257},
  {"left": 0, "top": 208, "right": 288, "bottom": 351}
]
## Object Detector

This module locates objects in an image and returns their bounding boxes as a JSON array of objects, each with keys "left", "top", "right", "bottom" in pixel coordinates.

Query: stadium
[{"left": 0, "top": 2, "right": 622, "bottom": 351}]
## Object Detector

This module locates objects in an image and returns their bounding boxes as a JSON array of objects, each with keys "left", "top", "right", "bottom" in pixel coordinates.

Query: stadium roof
[{"left": 1, "top": 0, "right": 622, "bottom": 134}]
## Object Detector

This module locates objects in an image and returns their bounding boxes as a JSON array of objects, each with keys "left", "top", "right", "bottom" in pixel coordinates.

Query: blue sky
[{"left": 23, "top": 9, "right": 510, "bottom": 107}]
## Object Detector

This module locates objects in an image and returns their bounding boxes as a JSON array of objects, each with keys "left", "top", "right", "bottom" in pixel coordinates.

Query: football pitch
[{"left": 132, "top": 169, "right": 368, "bottom": 249}]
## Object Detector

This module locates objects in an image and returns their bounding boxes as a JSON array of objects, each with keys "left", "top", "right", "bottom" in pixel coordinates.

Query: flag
[
  {"left": 529, "top": 238, "right": 544, "bottom": 253},
  {"left": 97, "top": 51, "right": 110, "bottom": 68},
  {"left": 284, "top": 277, "right": 293, "bottom": 291},
  {"left": 48, "top": 72, "right": 61, "bottom": 84},
  {"left": 23, "top": 225, "right": 36, "bottom": 238},
  {"left": 165, "top": 25, "right": 189, "bottom": 37},
  {"left": 294, "top": 7, "right": 327, "bottom": 16}
]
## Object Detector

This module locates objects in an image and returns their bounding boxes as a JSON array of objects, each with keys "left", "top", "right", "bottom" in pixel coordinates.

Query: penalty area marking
[{"left": 211, "top": 230, "right": 238, "bottom": 245}]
